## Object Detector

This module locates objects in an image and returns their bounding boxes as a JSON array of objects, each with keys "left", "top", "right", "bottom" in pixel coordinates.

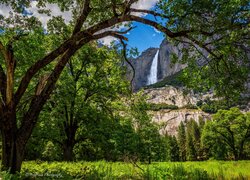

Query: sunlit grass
[{"left": 1, "top": 160, "right": 250, "bottom": 179}]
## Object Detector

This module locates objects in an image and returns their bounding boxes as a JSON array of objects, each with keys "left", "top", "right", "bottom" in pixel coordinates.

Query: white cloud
[
  {"left": 0, "top": 2, "right": 72, "bottom": 29},
  {"left": 153, "top": 27, "right": 161, "bottom": 34},
  {"left": 132, "top": 0, "right": 158, "bottom": 10},
  {"left": 0, "top": 4, "right": 12, "bottom": 17},
  {"left": 99, "top": 36, "right": 119, "bottom": 46},
  {"left": 26, "top": 1, "right": 72, "bottom": 29}
]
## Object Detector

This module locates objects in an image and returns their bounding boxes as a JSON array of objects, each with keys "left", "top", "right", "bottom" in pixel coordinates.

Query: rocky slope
[
  {"left": 144, "top": 86, "right": 213, "bottom": 107},
  {"left": 157, "top": 39, "right": 186, "bottom": 81},
  {"left": 144, "top": 86, "right": 211, "bottom": 135},
  {"left": 150, "top": 109, "right": 210, "bottom": 136}
]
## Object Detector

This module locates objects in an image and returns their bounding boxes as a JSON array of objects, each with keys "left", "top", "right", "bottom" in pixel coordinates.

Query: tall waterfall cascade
[{"left": 147, "top": 50, "right": 159, "bottom": 85}]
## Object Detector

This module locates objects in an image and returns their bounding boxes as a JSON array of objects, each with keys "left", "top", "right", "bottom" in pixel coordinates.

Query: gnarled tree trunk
[{"left": 1, "top": 111, "right": 25, "bottom": 173}]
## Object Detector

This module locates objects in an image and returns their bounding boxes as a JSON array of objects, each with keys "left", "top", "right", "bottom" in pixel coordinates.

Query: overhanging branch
[
  {"left": 14, "top": 32, "right": 92, "bottom": 106},
  {"left": 130, "top": 8, "right": 172, "bottom": 19},
  {"left": 72, "top": 0, "right": 92, "bottom": 35},
  {"left": 120, "top": 40, "right": 135, "bottom": 91}
]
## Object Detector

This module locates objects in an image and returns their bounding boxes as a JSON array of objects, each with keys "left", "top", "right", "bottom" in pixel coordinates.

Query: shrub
[{"left": 147, "top": 103, "right": 179, "bottom": 111}]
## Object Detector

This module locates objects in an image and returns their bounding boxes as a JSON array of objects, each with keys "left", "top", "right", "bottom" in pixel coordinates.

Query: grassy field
[{"left": 1, "top": 160, "right": 250, "bottom": 179}]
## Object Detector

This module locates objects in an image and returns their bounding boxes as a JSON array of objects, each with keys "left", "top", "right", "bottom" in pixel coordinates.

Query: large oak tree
[{"left": 0, "top": 0, "right": 249, "bottom": 173}]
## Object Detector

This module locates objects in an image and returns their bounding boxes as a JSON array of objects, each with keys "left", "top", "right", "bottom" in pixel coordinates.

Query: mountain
[
  {"left": 126, "top": 39, "right": 185, "bottom": 90},
  {"left": 145, "top": 86, "right": 211, "bottom": 135},
  {"left": 125, "top": 39, "right": 250, "bottom": 135}
]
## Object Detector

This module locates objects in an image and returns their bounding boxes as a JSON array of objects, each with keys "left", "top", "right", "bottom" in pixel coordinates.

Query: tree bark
[
  {"left": 1, "top": 112, "right": 25, "bottom": 173},
  {"left": 63, "top": 142, "right": 75, "bottom": 161}
]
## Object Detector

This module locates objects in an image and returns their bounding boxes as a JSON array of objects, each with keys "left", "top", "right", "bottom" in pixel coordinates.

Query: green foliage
[
  {"left": 202, "top": 108, "right": 250, "bottom": 160},
  {"left": 176, "top": 119, "right": 207, "bottom": 161},
  {"left": 197, "top": 98, "right": 230, "bottom": 113},
  {"left": 177, "top": 121, "right": 186, "bottom": 161},
  {"left": 122, "top": 92, "right": 167, "bottom": 163},
  {"left": 165, "top": 135, "right": 180, "bottom": 162},
  {"left": 25, "top": 43, "right": 131, "bottom": 161},
  {"left": 146, "top": 103, "right": 179, "bottom": 111},
  {"left": 182, "top": 104, "right": 198, "bottom": 110},
  {"left": 157, "top": 0, "right": 250, "bottom": 100},
  {"left": 1, "top": 161, "right": 250, "bottom": 179},
  {"left": 146, "top": 71, "right": 184, "bottom": 88}
]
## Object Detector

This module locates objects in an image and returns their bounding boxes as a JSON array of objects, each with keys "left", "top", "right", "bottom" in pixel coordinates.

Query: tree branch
[
  {"left": 14, "top": 32, "right": 92, "bottom": 106},
  {"left": 15, "top": 11, "right": 196, "bottom": 107},
  {"left": 120, "top": 40, "right": 135, "bottom": 91},
  {"left": 130, "top": 8, "right": 172, "bottom": 19},
  {"left": 17, "top": 35, "right": 94, "bottom": 141},
  {"left": 72, "top": 0, "right": 92, "bottom": 35}
]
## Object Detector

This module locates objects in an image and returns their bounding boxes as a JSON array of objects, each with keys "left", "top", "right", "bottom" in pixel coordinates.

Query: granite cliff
[
  {"left": 126, "top": 39, "right": 185, "bottom": 90},
  {"left": 126, "top": 39, "right": 249, "bottom": 135},
  {"left": 125, "top": 39, "right": 209, "bottom": 135},
  {"left": 145, "top": 86, "right": 211, "bottom": 135}
]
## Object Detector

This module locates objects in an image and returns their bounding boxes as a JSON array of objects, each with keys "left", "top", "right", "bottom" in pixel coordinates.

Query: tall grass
[{"left": 0, "top": 161, "right": 249, "bottom": 179}]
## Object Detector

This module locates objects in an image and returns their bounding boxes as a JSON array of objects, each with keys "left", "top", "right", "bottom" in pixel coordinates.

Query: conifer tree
[{"left": 177, "top": 121, "right": 186, "bottom": 161}]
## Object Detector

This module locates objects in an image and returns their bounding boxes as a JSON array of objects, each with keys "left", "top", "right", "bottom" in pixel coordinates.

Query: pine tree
[
  {"left": 186, "top": 120, "right": 197, "bottom": 161},
  {"left": 166, "top": 135, "right": 180, "bottom": 161},
  {"left": 177, "top": 121, "right": 186, "bottom": 161}
]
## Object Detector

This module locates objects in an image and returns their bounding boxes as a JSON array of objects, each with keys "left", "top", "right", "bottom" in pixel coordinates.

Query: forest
[{"left": 0, "top": 0, "right": 249, "bottom": 179}]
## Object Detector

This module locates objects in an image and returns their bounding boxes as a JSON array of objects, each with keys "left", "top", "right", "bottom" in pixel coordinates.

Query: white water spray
[{"left": 147, "top": 50, "right": 159, "bottom": 85}]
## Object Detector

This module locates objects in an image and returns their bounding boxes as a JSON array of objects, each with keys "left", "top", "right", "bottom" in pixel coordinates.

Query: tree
[
  {"left": 123, "top": 92, "right": 165, "bottom": 163},
  {"left": 0, "top": 0, "right": 249, "bottom": 173},
  {"left": 177, "top": 121, "right": 186, "bottom": 161},
  {"left": 186, "top": 120, "right": 200, "bottom": 161},
  {"left": 186, "top": 129, "right": 197, "bottom": 161},
  {"left": 202, "top": 108, "right": 250, "bottom": 160},
  {"left": 169, "top": 0, "right": 250, "bottom": 101},
  {"left": 166, "top": 135, "right": 180, "bottom": 162},
  {"left": 32, "top": 44, "right": 129, "bottom": 161}
]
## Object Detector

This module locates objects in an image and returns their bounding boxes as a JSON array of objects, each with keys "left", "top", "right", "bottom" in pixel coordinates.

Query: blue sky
[
  {"left": 125, "top": 22, "right": 165, "bottom": 53},
  {"left": 123, "top": 12, "right": 167, "bottom": 54}
]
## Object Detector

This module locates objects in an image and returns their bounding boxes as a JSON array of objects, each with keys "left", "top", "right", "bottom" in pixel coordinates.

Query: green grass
[{"left": 1, "top": 161, "right": 250, "bottom": 179}]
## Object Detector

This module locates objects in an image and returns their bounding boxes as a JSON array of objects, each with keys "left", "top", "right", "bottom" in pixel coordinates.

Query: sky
[
  {"left": 125, "top": 18, "right": 165, "bottom": 53},
  {"left": 0, "top": 0, "right": 164, "bottom": 53},
  {"left": 100, "top": 0, "right": 166, "bottom": 53}
]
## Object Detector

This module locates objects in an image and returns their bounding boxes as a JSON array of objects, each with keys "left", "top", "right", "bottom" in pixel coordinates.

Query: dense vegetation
[
  {"left": 0, "top": 0, "right": 249, "bottom": 177},
  {"left": 23, "top": 107, "right": 250, "bottom": 163},
  {"left": 1, "top": 161, "right": 250, "bottom": 179}
]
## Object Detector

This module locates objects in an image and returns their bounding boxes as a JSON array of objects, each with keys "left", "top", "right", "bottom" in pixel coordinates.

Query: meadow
[{"left": 1, "top": 160, "right": 250, "bottom": 179}]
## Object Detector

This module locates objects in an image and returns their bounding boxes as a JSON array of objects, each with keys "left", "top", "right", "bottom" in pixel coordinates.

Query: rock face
[
  {"left": 144, "top": 86, "right": 214, "bottom": 107},
  {"left": 150, "top": 109, "right": 210, "bottom": 136},
  {"left": 126, "top": 39, "right": 249, "bottom": 135},
  {"left": 126, "top": 48, "right": 158, "bottom": 90},
  {"left": 145, "top": 86, "right": 196, "bottom": 107},
  {"left": 144, "top": 86, "right": 212, "bottom": 135},
  {"left": 157, "top": 39, "right": 186, "bottom": 81},
  {"left": 126, "top": 39, "right": 185, "bottom": 90}
]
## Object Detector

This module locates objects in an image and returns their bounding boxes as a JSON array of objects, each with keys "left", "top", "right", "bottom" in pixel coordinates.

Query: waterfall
[{"left": 147, "top": 50, "right": 159, "bottom": 85}]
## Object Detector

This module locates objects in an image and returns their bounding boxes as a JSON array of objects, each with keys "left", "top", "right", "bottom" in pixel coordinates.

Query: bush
[
  {"left": 147, "top": 103, "right": 179, "bottom": 111},
  {"left": 182, "top": 104, "right": 198, "bottom": 109},
  {"left": 197, "top": 99, "right": 229, "bottom": 114}
]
